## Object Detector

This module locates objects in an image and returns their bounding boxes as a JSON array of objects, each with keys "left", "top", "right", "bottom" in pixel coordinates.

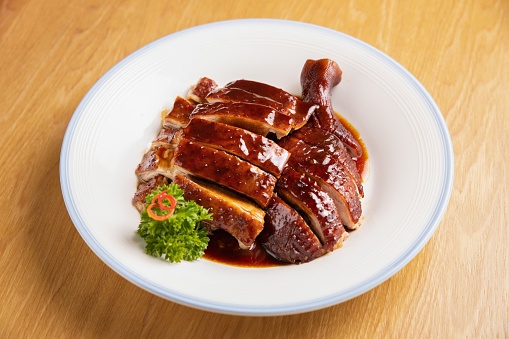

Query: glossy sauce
[
  {"left": 204, "top": 230, "right": 287, "bottom": 267},
  {"left": 336, "top": 113, "right": 368, "bottom": 177},
  {"left": 203, "top": 113, "right": 368, "bottom": 267}
]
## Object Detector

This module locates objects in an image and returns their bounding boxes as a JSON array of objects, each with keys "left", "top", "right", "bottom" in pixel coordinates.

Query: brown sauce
[
  {"left": 204, "top": 114, "right": 368, "bottom": 268},
  {"left": 336, "top": 113, "right": 368, "bottom": 177},
  {"left": 203, "top": 230, "right": 287, "bottom": 267}
]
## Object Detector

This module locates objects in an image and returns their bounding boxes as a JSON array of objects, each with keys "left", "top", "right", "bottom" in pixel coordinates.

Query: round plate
[{"left": 60, "top": 19, "right": 453, "bottom": 315}]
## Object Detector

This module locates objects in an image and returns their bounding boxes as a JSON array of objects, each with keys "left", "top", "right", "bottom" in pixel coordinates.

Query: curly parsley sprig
[{"left": 137, "top": 183, "right": 212, "bottom": 263}]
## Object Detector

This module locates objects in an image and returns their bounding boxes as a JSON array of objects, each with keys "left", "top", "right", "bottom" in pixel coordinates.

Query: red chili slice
[
  {"left": 147, "top": 203, "right": 170, "bottom": 221},
  {"left": 147, "top": 191, "right": 177, "bottom": 221},
  {"left": 151, "top": 190, "right": 168, "bottom": 204},
  {"left": 157, "top": 194, "right": 177, "bottom": 211}
]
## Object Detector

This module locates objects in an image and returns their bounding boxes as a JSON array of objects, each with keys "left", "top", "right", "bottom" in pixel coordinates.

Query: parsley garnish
[{"left": 137, "top": 183, "right": 212, "bottom": 263}]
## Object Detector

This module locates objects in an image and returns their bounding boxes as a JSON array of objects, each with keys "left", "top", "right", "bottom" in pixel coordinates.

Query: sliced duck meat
[
  {"left": 289, "top": 126, "right": 364, "bottom": 197},
  {"left": 224, "top": 79, "right": 318, "bottom": 130},
  {"left": 206, "top": 87, "right": 285, "bottom": 111},
  {"left": 187, "top": 77, "right": 218, "bottom": 103},
  {"left": 173, "top": 174, "right": 265, "bottom": 249},
  {"left": 173, "top": 138, "right": 276, "bottom": 208},
  {"left": 182, "top": 118, "right": 290, "bottom": 177},
  {"left": 132, "top": 175, "right": 169, "bottom": 212},
  {"left": 162, "top": 96, "right": 196, "bottom": 129},
  {"left": 135, "top": 146, "right": 174, "bottom": 182},
  {"left": 190, "top": 102, "right": 293, "bottom": 139},
  {"left": 276, "top": 167, "right": 345, "bottom": 252},
  {"left": 151, "top": 126, "right": 181, "bottom": 149},
  {"left": 278, "top": 137, "right": 362, "bottom": 229},
  {"left": 300, "top": 59, "right": 363, "bottom": 158},
  {"left": 259, "top": 195, "right": 324, "bottom": 264},
  {"left": 133, "top": 61, "right": 367, "bottom": 265}
]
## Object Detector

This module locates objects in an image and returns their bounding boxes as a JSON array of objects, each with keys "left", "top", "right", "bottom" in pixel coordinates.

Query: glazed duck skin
[
  {"left": 173, "top": 174, "right": 265, "bottom": 249},
  {"left": 206, "top": 87, "right": 285, "bottom": 112},
  {"left": 278, "top": 137, "right": 362, "bottom": 229},
  {"left": 182, "top": 118, "right": 290, "bottom": 177},
  {"left": 276, "top": 167, "right": 345, "bottom": 252},
  {"left": 224, "top": 79, "right": 318, "bottom": 130},
  {"left": 289, "top": 126, "right": 364, "bottom": 197},
  {"left": 132, "top": 175, "right": 169, "bottom": 212},
  {"left": 162, "top": 96, "right": 196, "bottom": 129},
  {"left": 260, "top": 195, "right": 324, "bottom": 263},
  {"left": 173, "top": 138, "right": 277, "bottom": 208},
  {"left": 135, "top": 146, "right": 174, "bottom": 182},
  {"left": 190, "top": 101, "right": 293, "bottom": 139},
  {"left": 300, "top": 59, "right": 363, "bottom": 158},
  {"left": 151, "top": 126, "right": 181, "bottom": 149}
]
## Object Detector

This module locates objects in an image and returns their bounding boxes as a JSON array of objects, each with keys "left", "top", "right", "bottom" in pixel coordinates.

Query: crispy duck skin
[
  {"left": 151, "top": 126, "right": 181, "bottom": 149},
  {"left": 162, "top": 96, "right": 196, "bottom": 129},
  {"left": 206, "top": 87, "right": 285, "bottom": 111},
  {"left": 173, "top": 174, "right": 265, "bottom": 249},
  {"left": 300, "top": 59, "right": 363, "bottom": 158},
  {"left": 182, "top": 118, "right": 290, "bottom": 177},
  {"left": 173, "top": 138, "right": 277, "bottom": 208},
  {"left": 224, "top": 79, "right": 318, "bottom": 130},
  {"left": 190, "top": 102, "right": 292, "bottom": 139},
  {"left": 276, "top": 167, "right": 345, "bottom": 252},
  {"left": 187, "top": 77, "right": 218, "bottom": 103},
  {"left": 278, "top": 137, "right": 362, "bottom": 229},
  {"left": 132, "top": 175, "right": 169, "bottom": 211},
  {"left": 135, "top": 146, "right": 174, "bottom": 182},
  {"left": 259, "top": 195, "right": 324, "bottom": 263},
  {"left": 289, "top": 126, "right": 364, "bottom": 197}
]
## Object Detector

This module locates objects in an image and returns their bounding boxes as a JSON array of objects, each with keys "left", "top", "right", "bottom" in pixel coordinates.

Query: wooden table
[{"left": 1, "top": 0, "right": 508, "bottom": 337}]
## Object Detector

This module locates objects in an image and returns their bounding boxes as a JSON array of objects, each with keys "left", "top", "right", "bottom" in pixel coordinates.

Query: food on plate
[
  {"left": 258, "top": 195, "right": 324, "bottom": 264},
  {"left": 181, "top": 118, "right": 290, "bottom": 177},
  {"left": 173, "top": 174, "right": 265, "bottom": 249},
  {"left": 190, "top": 101, "right": 294, "bottom": 139},
  {"left": 136, "top": 183, "right": 212, "bottom": 263},
  {"left": 173, "top": 138, "right": 277, "bottom": 208},
  {"left": 277, "top": 136, "right": 362, "bottom": 229},
  {"left": 301, "top": 59, "right": 363, "bottom": 157},
  {"left": 133, "top": 58, "right": 366, "bottom": 265},
  {"left": 275, "top": 166, "right": 347, "bottom": 252}
]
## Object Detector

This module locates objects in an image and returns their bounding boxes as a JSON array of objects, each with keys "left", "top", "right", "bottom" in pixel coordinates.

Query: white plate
[{"left": 60, "top": 19, "right": 453, "bottom": 315}]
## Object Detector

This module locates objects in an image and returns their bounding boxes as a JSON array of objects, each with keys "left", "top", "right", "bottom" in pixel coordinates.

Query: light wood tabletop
[{"left": 1, "top": 0, "right": 508, "bottom": 337}]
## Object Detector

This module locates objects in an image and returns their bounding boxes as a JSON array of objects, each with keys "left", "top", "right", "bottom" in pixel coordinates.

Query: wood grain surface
[{"left": 1, "top": 0, "right": 508, "bottom": 337}]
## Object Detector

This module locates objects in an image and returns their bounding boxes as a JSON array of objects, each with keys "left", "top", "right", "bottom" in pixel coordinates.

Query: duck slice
[
  {"left": 290, "top": 126, "right": 364, "bottom": 197},
  {"left": 190, "top": 102, "right": 292, "bottom": 139},
  {"left": 132, "top": 175, "right": 169, "bottom": 212},
  {"left": 259, "top": 195, "right": 324, "bottom": 264},
  {"left": 300, "top": 59, "right": 363, "bottom": 158},
  {"left": 206, "top": 87, "right": 285, "bottom": 112},
  {"left": 182, "top": 118, "right": 290, "bottom": 177},
  {"left": 173, "top": 174, "right": 265, "bottom": 249},
  {"left": 276, "top": 167, "right": 346, "bottom": 251},
  {"left": 224, "top": 79, "right": 318, "bottom": 130},
  {"left": 278, "top": 137, "right": 362, "bottom": 229},
  {"left": 162, "top": 96, "right": 196, "bottom": 129},
  {"left": 187, "top": 77, "right": 218, "bottom": 103},
  {"left": 151, "top": 126, "right": 181, "bottom": 149},
  {"left": 173, "top": 138, "right": 276, "bottom": 208},
  {"left": 135, "top": 146, "right": 174, "bottom": 182}
]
